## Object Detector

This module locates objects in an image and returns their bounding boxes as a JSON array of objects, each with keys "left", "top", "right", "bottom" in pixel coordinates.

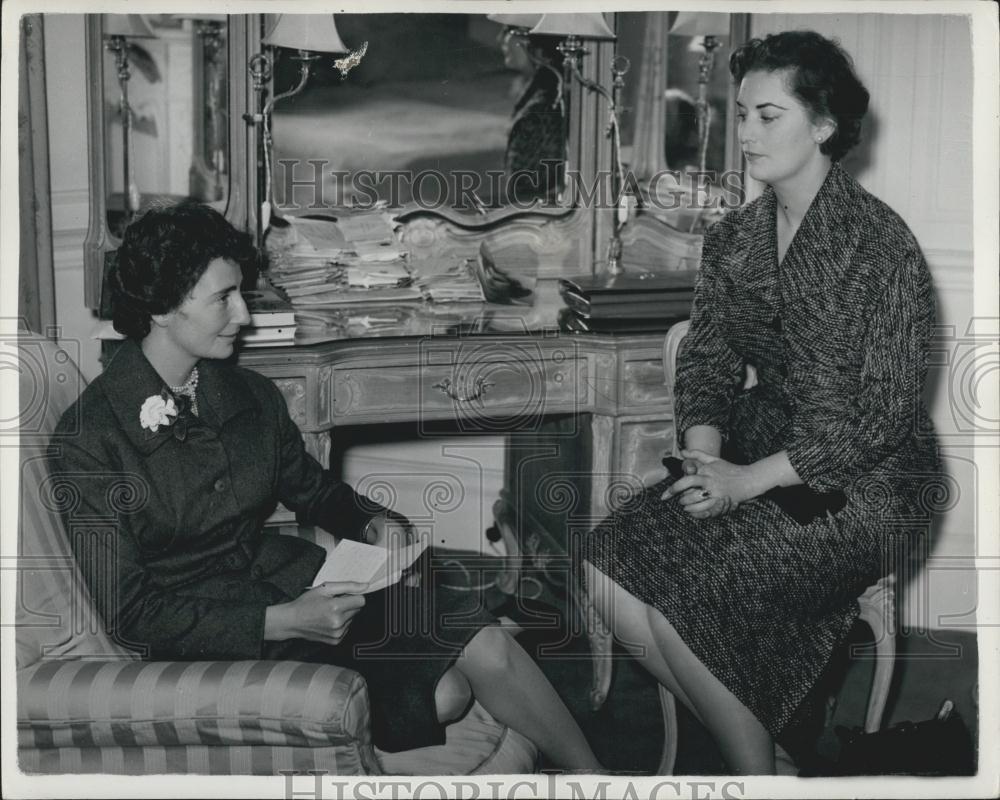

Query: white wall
[{"left": 747, "top": 12, "right": 978, "bottom": 632}]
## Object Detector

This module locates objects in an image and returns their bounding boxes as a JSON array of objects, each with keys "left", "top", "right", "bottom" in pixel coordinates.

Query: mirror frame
[
  {"left": 237, "top": 13, "right": 608, "bottom": 280},
  {"left": 83, "top": 14, "right": 251, "bottom": 310},
  {"left": 84, "top": 12, "right": 749, "bottom": 308}
]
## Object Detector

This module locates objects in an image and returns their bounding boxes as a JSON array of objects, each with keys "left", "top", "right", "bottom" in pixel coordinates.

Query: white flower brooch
[{"left": 139, "top": 392, "right": 178, "bottom": 433}]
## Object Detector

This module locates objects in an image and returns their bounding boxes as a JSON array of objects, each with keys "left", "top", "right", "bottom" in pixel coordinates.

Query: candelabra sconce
[
  {"left": 102, "top": 14, "right": 156, "bottom": 221},
  {"left": 694, "top": 35, "right": 723, "bottom": 174},
  {"left": 177, "top": 14, "right": 227, "bottom": 202},
  {"left": 668, "top": 13, "right": 731, "bottom": 176},
  {"left": 530, "top": 14, "right": 629, "bottom": 274},
  {"left": 605, "top": 54, "right": 631, "bottom": 275},
  {"left": 244, "top": 14, "right": 367, "bottom": 253}
]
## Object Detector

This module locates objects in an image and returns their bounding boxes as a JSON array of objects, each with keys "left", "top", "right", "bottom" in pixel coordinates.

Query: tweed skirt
[
  {"left": 583, "top": 474, "right": 899, "bottom": 736},
  {"left": 265, "top": 550, "right": 496, "bottom": 752}
]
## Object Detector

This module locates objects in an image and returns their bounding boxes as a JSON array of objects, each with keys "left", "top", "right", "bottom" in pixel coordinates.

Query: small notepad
[{"left": 311, "top": 539, "right": 428, "bottom": 594}]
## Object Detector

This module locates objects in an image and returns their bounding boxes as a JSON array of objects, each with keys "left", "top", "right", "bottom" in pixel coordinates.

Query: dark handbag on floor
[{"left": 834, "top": 700, "right": 976, "bottom": 776}]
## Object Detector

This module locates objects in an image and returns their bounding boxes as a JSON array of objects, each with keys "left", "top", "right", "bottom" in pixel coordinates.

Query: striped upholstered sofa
[{"left": 14, "top": 332, "right": 536, "bottom": 776}]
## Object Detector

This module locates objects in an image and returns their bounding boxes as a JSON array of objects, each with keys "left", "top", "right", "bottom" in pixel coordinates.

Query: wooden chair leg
[
  {"left": 657, "top": 685, "right": 678, "bottom": 775},
  {"left": 857, "top": 578, "right": 896, "bottom": 733},
  {"left": 578, "top": 584, "right": 614, "bottom": 710}
]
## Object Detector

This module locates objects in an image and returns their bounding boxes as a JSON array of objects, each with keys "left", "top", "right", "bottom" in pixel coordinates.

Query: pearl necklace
[{"left": 169, "top": 367, "right": 199, "bottom": 417}]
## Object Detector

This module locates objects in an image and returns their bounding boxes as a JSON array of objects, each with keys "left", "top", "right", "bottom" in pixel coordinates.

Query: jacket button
[
  {"left": 214, "top": 479, "right": 226, "bottom": 492},
  {"left": 251, "top": 564, "right": 264, "bottom": 579}
]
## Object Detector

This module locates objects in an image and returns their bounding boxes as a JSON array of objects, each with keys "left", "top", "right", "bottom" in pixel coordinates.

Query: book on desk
[
  {"left": 242, "top": 285, "right": 297, "bottom": 346},
  {"left": 558, "top": 269, "right": 696, "bottom": 330}
]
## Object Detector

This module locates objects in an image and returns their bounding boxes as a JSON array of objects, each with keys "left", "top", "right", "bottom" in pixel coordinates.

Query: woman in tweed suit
[
  {"left": 51, "top": 203, "right": 602, "bottom": 768},
  {"left": 501, "top": 27, "right": 565, "bottom": 203},
  {"left": 585, "top": 31, "right": 939, "bottom": 773}
]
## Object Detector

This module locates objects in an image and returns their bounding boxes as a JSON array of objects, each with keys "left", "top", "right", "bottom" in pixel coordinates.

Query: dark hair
[
  {"left": 525, "top": 34, "right": 564, "bottom": 68},
  {"left": 729, "top": 30, "right": 870, "bottom": 162},
  {"left": 110, "top": 202, "right": 256, "bottom": 339}
]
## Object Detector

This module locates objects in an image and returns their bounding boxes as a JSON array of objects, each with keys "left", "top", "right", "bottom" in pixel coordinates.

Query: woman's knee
[
  {"left": 583, "top": 559, "right": 650, "bottom": 634},
  {"left": 460, "top": 625, "right": 519, "bottom": 678},
  {"left": 435, "top": 667, "right": 473, "bottom": 723}
]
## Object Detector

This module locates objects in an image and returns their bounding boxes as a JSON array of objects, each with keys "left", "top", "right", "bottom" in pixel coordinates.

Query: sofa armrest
[{"left": 18, "top": 659, "right": 371, "bottom": 750}]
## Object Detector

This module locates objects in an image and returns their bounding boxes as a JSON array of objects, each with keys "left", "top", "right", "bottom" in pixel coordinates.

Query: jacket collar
[
  {"left": 779, "top": 162, "right": 867, "bottom": 299},
  {"left": 102, "top": 339, "right": 258, "bottom": 455},
  {"left": 728, "top": 163, "right": 867, "bottom": 302}
]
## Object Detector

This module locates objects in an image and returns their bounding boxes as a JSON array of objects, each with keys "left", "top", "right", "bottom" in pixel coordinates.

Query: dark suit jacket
[
  {"left": 674, "top": 163, "right": 940, "bottom": 524},
  {"left": 49, "top": 339, "right": 385, "bottom": 660}
]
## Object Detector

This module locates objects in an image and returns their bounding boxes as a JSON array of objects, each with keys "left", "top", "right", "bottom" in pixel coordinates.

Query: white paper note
[{"left": 311, "top": 539, "right": 428, "bottom": 594}]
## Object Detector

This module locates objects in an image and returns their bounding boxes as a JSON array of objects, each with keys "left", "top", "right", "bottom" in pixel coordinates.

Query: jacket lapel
[
  {"left": 101, "top": 339, "right": 177, "bottom": 455},
  {"left": 195, "top": 357, "right": 260, "bottom": 430},
  {"left": 718, "top": 188, "right": 778, "bottom": 302},
  {"left": 101, "top": 340, "right": 260, "bottom": 454},
  {"left": 778, "top": 163, "right": 867, "bottom": 302}
]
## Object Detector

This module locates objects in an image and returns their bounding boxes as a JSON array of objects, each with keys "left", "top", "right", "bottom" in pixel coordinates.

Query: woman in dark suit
[
  {"left": 51, "top": 202, "right": 602, "bottom": 768},
  {"left": 584, "top": 30, "right": 940, "bottom": 773},
  {"left": 500, "top": 27, "right": 565, "bottom": 204}
]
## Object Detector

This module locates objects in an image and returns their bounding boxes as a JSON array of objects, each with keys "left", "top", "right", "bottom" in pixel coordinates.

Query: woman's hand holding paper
[{"left": 265, "top": 581, "right": 368, "bottom": 645}]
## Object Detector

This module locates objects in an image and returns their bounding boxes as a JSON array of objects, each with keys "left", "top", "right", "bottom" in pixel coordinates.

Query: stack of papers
[
  {"left": 414, "top": 259, "right": 486, "bottom": 304},
  {"left": 265, "top": 210, "right": 421, "bottom": 308}
]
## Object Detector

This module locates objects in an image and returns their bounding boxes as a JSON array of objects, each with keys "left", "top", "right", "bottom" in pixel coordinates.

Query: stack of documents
[
  {"left": 413, "top": 258, "right": 486, "bottom": 304},
  {"left": 265, "top": 210, "right": 422, "bottom": 307}
]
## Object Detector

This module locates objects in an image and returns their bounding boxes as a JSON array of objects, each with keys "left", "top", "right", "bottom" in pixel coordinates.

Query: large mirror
[
  {"left": 84, "top": 13, "right": 240, "bottom": 308},
  {"left": 100, "top": 14, "right": 231, "bottom": 232},
  {"left": 270, "top": 13, "right": 568, "bottom": 212},
  {"left": 84, "top": 11, "right": 748, "bottom": 306},
  {"left": 268, "top": 11, "right": 744, "bottom": 217}
]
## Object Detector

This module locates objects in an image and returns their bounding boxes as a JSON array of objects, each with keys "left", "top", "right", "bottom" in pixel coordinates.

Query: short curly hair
[
  {"left": 109, "top": 202, "right": 256, "bottom": 339},
  {"left": 729, "top": 30, "right": 870, "bottom": 162}
]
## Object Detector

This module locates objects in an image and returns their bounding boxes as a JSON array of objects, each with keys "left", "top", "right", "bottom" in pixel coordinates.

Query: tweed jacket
[
  {"left": 674, "top": 163, "right": 940, "bottom": 521},
  {"left": 49, "top": 340, "right": 385, "bottom": 661}
]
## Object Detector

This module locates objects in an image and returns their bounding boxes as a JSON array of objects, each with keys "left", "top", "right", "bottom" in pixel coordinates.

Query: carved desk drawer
[
  {"left": 622, "top": 357, "right": 671, "bottom": 410},
  {"left": 332, "top": 343, "right": 591, "bottom": 424}
]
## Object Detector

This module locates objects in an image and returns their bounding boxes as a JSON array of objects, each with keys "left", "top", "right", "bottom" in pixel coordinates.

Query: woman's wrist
[
  {"left": 264, "top": 602, "right": 292, "bottom": 642},
  {"left": 745, "top": 451, "right": 802, "bottom": 498},
  {"left": 682, "top": 425, "right": 723, "bottom": 458}
]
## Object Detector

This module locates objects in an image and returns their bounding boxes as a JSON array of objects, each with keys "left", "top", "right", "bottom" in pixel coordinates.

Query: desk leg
[
  {"left": 586, "top": 414, "right": 616, "bottom": 709},
  {"left": 589, "top": 414, "right": 616, "bottom": 521},
  {"left": 303, "top": 431, "right": 332, "bottom": 469}
]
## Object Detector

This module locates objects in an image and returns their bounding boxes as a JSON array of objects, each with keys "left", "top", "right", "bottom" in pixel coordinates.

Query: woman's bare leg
[
  {"left": 644, "top": 609, "right": 774, "bottom": 774},
  {"left": 434, "top": 666, "right": 473, "bottom": 723},
  {"left": 585, "top": 561, "right": 774, "bottom": 774},
  {"left": 450, "top": 625, "right": 603, "bottom": 770},
  {"left": 584, "top": 560, "right": 704, "bottom": 724}
]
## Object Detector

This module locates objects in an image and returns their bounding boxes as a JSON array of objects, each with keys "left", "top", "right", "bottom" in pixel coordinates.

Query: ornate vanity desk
[
  {"left": 237, "top": 281, "right": 678, "bottom": 708},
  {"left": 238, "top": 286, "right": 675, "bottom": 520}
]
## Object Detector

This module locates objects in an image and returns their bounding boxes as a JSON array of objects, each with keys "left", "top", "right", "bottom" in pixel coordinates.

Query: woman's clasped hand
[{"left": 661, "top": 450, "right": 756, "bottom": 519}]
